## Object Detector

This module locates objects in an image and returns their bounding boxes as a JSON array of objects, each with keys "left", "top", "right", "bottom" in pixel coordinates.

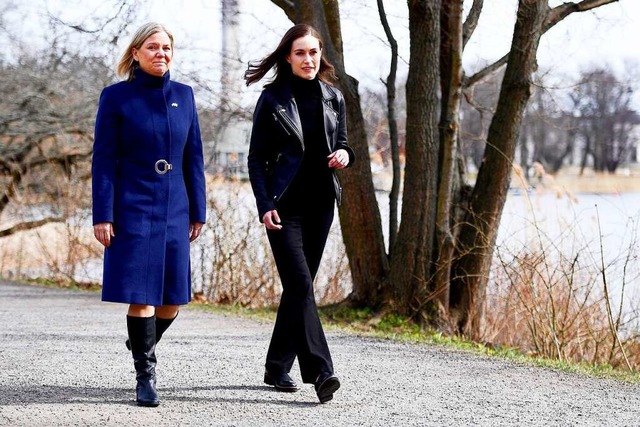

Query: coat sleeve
[
  {"left": 92, "top": 87, "right": 119, "bottom": 225},
  {"left": 335, "top": 90, "right": 355, "bottom": 167},
  {"left": 183, "top": 87, "right": 207, "bottom": 224},
  {"left": 247, "top": 92, "right": 276, "bottom": 221}
]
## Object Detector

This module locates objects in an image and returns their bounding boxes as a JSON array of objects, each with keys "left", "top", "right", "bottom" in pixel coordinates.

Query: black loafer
[
  {"left": 315, "top": 373, "right": 340, "bottom": 403},
  {"left": 264, "top": 371, "right": 299, "bottom": 392}
]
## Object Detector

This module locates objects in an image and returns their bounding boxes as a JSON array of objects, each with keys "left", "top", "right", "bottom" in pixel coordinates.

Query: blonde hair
[{"left": 116, "top": 22, "right": 174, "bottom": 81}]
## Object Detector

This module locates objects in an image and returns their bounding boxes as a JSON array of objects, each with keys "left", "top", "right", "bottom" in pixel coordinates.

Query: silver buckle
[{"left": 154, "top": 159, "right": 173, "bottom": 174}]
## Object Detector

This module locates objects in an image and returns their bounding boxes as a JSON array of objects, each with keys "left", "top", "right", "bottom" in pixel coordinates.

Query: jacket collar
[
  {"left": 319, "top": 80, "right": 337, "bottom": 102},
  {"left": 273, "top": 78, "right": 336, "bottom": 103}
]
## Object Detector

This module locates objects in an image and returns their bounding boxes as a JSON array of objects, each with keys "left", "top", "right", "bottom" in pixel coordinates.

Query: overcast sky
[
  {"left": 4, "top": 0, "right": 639, "bottom": 106},
  {"left": 147, "top": 0, "right": 639, "bottom": 78}
]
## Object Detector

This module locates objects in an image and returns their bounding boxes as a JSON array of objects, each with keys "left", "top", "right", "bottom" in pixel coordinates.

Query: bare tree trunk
[
  {"left": 450, "top": 0, "right": 547, "bottom": 337},
  {"left": 272, "top": 0, "right": 389, "bottom": 306},
  {"left": 383, "top": 0, "right": 440, "bottom": 317},
  {"left": 376, "top": 0, "right": 401, "bottom": 255},
  {"left": 433, "top": 0, "right": 463, "bottom": 310}
]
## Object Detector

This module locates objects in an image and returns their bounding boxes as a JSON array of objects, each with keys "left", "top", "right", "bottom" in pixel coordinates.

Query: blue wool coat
[{"left": 92, "top": 69, "right": 206, "bottom": 306}]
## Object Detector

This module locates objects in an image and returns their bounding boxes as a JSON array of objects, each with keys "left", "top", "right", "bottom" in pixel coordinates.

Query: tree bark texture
[
  {"left": 434, "top": 0, "right": 463, "bottom": 310},
  {"left": 450, "top": 0, "right": 548, "bottom": 337},
  {"left": 376, "top": 0, "right": 401, "bottom": 255},
  {"left": 271, "top": 0, "right": 389, "bottom": 306},
  {"left": 383, "top": 0, "right": 440, "bottom": 316}
]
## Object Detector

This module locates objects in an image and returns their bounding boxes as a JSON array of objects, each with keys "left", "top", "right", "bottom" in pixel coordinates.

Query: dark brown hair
[{"left": 244, "top": 24, "right": 336, "bottom": 86}]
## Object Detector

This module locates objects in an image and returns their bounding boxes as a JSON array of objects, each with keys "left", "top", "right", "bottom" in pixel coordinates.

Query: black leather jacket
[{"left": 247, "top": 79, "right": 355, "bottom": 220}]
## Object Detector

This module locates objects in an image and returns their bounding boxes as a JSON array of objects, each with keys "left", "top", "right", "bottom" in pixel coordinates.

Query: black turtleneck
[{"left": 279, "top": 76, "right": 335, "bottom": 211}]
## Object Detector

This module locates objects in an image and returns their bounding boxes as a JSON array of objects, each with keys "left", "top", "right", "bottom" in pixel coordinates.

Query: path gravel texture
[{"left": 0, "top": 280, "right": 639, "bottom": 426}]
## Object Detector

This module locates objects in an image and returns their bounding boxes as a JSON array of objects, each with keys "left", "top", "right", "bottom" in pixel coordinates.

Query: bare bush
[
  {"left": 481, "top": 206, "right": 640, "bottom": 370},
  {"left": 191, "top": 180, "right": 352, "bottom": 307}
]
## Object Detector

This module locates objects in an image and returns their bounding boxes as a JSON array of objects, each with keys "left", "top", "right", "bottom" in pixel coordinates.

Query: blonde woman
[{"left": 92, "top": 22, "right": 206, "bottom": 407}]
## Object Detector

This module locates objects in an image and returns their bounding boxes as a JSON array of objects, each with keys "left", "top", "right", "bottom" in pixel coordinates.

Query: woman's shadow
[{"left": 0, "top": 384, "right": 318, "bottom": 407}]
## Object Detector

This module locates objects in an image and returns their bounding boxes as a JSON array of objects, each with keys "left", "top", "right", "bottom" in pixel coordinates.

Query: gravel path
[{"left": 1, "top": 280, "right": 639, "bottom": 426}]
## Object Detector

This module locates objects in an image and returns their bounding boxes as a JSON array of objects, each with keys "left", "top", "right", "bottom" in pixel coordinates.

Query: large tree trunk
[
  {"left": 272, "top": 0, "right": 389, "bottom": 306},
  {"left": 383, "top": 0, "right": 440, "bottom": 317},
  {"left": 434, "top": 0, "right": 463, "bottom": 310},
  {"left": 449, "top": 0, "right": 547, "bottom": 337}
]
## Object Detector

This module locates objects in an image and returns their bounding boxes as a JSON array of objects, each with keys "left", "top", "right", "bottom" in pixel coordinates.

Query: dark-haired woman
[{"left": 245, "top": 24, "right": 354, "bottom": 404}]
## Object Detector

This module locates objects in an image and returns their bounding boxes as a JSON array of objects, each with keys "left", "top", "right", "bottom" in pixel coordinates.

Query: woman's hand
[
  {"left": 262, "top": 210, "right": 282, "bottom": 230},
  {"left": 327, "top": 149, "right": 349, "bottom": 169},
  {"left": 94, "top": 222, "right": 115, "bottom": 248},
  {"left": 189, "top": 222, "right": 204, "bottom": 242}
]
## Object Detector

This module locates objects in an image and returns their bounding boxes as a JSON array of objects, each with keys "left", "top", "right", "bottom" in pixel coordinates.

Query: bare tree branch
[
  {"left": 376, "top": 0, "right": 400, "bottom": 253},
  {"left": 464, "top": 53, "right": 509, "bottom": 88},
  {"left": 544, "top": 0, "right": 619, "bottom": 32},
  {"left": 464, "top": 0, "right": 619, "bottom": 88},
  {"left": 48, "top": 0, "right": 131, "bottom": 34},
  {"left": 0, "top": 217, "right": 65, "bottom": 238},
  {"left": 270, "top": 0, "right": 296, "bottom": 21},
  {"left": 462, "top": 0, "right": 483, "bottom": 49}
]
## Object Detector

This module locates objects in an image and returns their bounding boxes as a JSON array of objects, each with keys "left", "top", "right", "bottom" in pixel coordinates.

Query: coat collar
[{"left": 133, "top": 68, "right": 171, "bottom": 89}]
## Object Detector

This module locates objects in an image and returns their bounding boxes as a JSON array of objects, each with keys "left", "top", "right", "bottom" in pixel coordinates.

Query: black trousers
[{"left": 265, "top": 200, "right": 335, "bottom": 384}]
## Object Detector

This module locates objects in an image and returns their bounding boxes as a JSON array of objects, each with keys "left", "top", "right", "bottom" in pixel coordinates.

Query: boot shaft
[{"left": 126, "top": 315, "right": 157, "bottom": 376}]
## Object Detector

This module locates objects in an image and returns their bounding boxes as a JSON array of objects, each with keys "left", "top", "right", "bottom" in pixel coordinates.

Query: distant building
[
  {"left": 210, "top": 0, "right": 250, "bottom": 179},
  {"left": 208, "top": 120, "right": 251, "bottom": 179}
]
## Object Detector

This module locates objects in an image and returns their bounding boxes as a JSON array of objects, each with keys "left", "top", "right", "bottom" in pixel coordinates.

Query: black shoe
[
  {"left": 264, "top": 371, "right": 299, "bottom": 392},
  {"left": 315, "top": 373, "right": 340, "bottom": 403}
]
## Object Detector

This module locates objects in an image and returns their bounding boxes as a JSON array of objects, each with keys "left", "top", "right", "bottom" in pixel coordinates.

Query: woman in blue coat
[
  {"left": 245, "top": 24, "right": 354, "bottom": 404},
  {"left": 92, "top": 22, "right": 206, "bottom": 407}
]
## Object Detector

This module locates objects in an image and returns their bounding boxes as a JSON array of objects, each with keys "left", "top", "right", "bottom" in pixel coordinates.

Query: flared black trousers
[{"left": 265, "top": 201, "right": 335, "bottom": 384}]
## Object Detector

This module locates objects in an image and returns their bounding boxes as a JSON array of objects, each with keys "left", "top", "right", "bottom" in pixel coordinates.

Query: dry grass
[
  {"left": 536, "top": 166, "right": 640, "bottom": 195},
  {"left": 190, "top": 181, "right": 351, "bottom": 307},
  {"left": 483, "top": 252, "right": 639, "bottom": 369},
  {"left": 0, "top": 178, "right": 352, "bottom": 307},
  {"left": 480, "top": 209, "right": 640, "bottom": 370}
]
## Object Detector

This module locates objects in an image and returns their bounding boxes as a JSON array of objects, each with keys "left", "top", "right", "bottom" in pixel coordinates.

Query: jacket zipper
[
  {"left": 272, "top": 108, "right": 304, "bottom": 203},
  {"left": 323, "top": 101, "right": 339, "bottom": 152},
  {"left": 272, "top": 113, "right": 291, "bottom": 136},
  {"left": 277, "top": 108, "right": 304, "bottom": 148}
]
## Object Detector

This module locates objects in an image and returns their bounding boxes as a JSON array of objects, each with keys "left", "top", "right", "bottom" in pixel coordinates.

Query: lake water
[{"left": 497, "top": 191, "right": 640, "bottom": 307}]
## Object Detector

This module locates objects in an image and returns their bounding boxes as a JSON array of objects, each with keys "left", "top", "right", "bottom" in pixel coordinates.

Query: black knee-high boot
[
  {"left": 127, "top": 315, "right": 159, "bottom": 407},
  {"left": 126, "top": 312, "right": 178, "bottom": 350}
]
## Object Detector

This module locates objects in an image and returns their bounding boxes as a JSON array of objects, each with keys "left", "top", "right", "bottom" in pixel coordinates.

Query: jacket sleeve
[
  {"left": 92, "top": 87, "right": 118, "bottom": 225},
  {"left": 247, "top": 92, "right": 276, "bottom": 221},
  {"left": 183, "top": 87, "right": 207, "bottom": 224},
  {"left": 335, "top": 90, "right": 355, "bottom": 167}
]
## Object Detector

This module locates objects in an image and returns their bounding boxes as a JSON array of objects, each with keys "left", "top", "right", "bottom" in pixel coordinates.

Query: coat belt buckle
[{"left": 154, "top": 159, "right": 173, "bottom": 175}]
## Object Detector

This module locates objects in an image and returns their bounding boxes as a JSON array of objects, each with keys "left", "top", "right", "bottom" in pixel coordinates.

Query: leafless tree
[
  {"left": 0, "top": 51, "right": 112, "bottom": 236},
  {"left": 570, "top": 67, "right": 639, "bottom": 173}
]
